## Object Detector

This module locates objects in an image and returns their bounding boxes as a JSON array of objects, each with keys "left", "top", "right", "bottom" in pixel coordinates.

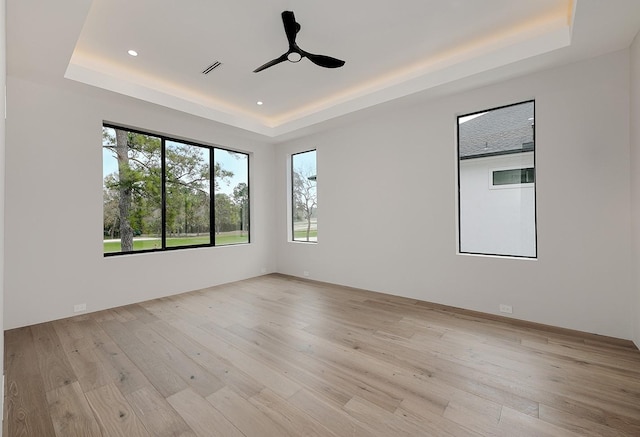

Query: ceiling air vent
[{"left": 201, "top": 61, "right": 222, "bottom": 74}]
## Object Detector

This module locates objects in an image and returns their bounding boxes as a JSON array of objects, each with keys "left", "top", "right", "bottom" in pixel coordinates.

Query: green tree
[
  {"left": 233, "top": 182, "right": 249, "bottom": 236},
  {"left": 104, "top": 128, "right": 161, "bottom": 250},
  {"left": 214, "top": 193, "right": 237, "bottom": 234},
  {"left": 103, "top": 180, "right": 120, "bottom": 239},
  {"left": 104, "top": 127, "right": 237, "bottom": 249},
  {"left": 165, "top": 143, "right": 211, "bottom": 237},
  {"left": 213, "top": 161, "right": 235, "bottom": 235},
  {"left": 214, "top": 162, "right": 233, "bottom": 192}
]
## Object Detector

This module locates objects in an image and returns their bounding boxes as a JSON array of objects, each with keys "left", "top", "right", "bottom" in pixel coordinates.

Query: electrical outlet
[
  {"left": 499, "top": 304, "right": 513, "bottom": 314},
  {"left": 73, "top": 303, "right": 87, "bottom": 313},
  {"left": 303, "top": 271, "right": 310, "bottom": 277}
]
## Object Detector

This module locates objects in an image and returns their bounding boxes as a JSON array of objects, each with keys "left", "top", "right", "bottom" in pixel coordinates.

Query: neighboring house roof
[{"left": 459, "top": 101, "right": 534, "bottom": 159}]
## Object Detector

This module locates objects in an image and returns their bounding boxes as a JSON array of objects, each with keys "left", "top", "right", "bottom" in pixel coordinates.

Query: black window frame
[
  {"left": 103, "top": 123, "right": 250, "bottom": 257},
  {"left": 456, "top": 100, "right": 537, "bottom": 259}
]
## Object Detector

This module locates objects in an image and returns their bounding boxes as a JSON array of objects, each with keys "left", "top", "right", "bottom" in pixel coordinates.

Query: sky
[
  {"left": 292, "top": 149, "right": 317, "bottom": 178},
  {"left": 215, "top": 148, "right": 248, "bottom": 195},
  {"left": 458, "top": 112, "right": 487, "bottom": 124}
]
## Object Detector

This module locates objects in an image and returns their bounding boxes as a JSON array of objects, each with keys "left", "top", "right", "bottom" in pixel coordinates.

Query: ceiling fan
[{"left": 253, "top": 11, "right": 345, "bottom": 73}]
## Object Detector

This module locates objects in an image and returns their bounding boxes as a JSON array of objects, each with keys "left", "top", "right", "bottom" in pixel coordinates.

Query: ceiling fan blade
[
  {"left": 281, "top": 11, "right": 299, "bottom": 46},
  {"left": 303, "top": 52, "right": 345, "bottom": 69},
  {"left": 255, "top": 11, "right": 345, "bottom": 73},
  {"left": 253, "top": 53, "right": 288, "bottom": 73}
]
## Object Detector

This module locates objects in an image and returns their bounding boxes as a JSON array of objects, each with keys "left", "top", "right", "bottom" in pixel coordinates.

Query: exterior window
[
  {"left": 214, "top": 149, "right": 249, "bottom": 246},
  {"left": 492, "top": 168, "right": 535, "bottom": 186},
  {"left": 103, "top": 124, "right": 249, "bottom": 255},
  {"left": 291, "top": 150, "right": 317, "bottom": 242},
  {"left": 165, "top": 141, "right": 211, "bottom": 247},
  {"left": 457, "top": 101, "right": 536, "bottom": 258}
]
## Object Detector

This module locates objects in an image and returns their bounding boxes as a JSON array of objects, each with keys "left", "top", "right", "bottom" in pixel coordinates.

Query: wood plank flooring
[{"left": 4, "top": 274, "right": 640, "bottom": 436}]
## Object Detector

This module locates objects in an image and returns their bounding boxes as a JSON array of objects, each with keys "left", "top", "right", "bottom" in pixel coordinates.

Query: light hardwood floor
[{"left": 4, "top": 274, "right": 640, "bottom": 436}]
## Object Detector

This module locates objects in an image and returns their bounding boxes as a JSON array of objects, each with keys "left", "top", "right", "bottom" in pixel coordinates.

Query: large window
[
  {"left": 291, "top": 150, "right": 317, "bottom": 242},
  {"left": 457, "top": 101, "right": 536, "bottom": 258},
  {"left": 103, "top": 125, "right": 249, "bottom": 255}
]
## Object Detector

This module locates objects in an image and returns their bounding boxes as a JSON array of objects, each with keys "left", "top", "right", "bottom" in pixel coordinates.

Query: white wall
[
  {"left": 4, "top": 13, "right": 637, "bottom": 346},
  {"left": 1, "top": 0, "right": 6, "bottom": 425},
  {"left": 276, "top": 50, "right": 634, "bottom": 340},
  {"left": 459, "top": 152, "right": 535, "bottom": 257},
  {"left": 631, "top": 31, "right": 640, "bottom": 348},
  {"left": 4, "top": 77, "right": 276, "bottom": 329}
]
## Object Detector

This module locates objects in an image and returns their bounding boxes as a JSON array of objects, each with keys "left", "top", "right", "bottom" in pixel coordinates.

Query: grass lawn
[
  {"left": 104, "top": 234, "right": 249, "bottom": 253},
  {"left": 293, "top": 230, "right": 318, "bottom": 239}
]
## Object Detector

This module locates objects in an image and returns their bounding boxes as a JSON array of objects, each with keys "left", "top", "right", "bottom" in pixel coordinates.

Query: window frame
[
  {"left": 456, "top": 100, "right": 537, "bottom": 259},
  {"left": 291, "top": 149, "right": 318, "bottom": 244},
  {"left": 103, "top": 123, "right": 250, "bottom": 257},
  {"left": 489, "top": 166, "right": 535, "bottom": 189}
]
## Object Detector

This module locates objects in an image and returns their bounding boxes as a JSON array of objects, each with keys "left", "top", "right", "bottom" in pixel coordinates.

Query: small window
[
  {"left": 103, "top": 124, "right": 250, "bottom": 255},
  {"left": 291, "top": 150, "right": 317, "bottom": 243},
  {"left": 457, "top": 101, "right": 536, "bottom": 258},
  {"left": 492, "top": 168, "right": 535, "bottom": 186}
]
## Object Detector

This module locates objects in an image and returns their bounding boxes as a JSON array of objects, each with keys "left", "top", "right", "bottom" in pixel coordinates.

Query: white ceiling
[{"left": 9, "top": 0, "right": 640, "bottom": 139}]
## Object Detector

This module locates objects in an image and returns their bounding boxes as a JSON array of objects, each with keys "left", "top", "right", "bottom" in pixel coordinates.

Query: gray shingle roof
[{"left": 459, "top": 101, "right": 534, "bottom": 159}]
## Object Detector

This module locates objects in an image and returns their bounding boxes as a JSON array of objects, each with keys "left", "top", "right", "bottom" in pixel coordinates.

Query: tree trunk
[
  {"left": 116, "top": 129, "right": 134, "bottom": 252},
  {"left": 184, "top": 196, "right": 188, "bottom": 236},
  {"left": 306, "top": 213, "right": 311, "bottom": 242},
  {"left": 241, "top": 204, "right": 246, "bottom": 237}
]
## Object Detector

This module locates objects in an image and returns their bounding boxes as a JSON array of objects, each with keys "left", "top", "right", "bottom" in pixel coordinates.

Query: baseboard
[
  {"left": 272, "top": 273, "right": 639, "bottom": 351},
  {"left": 418, "top": 299, "right": 638, "bottom": 350}
]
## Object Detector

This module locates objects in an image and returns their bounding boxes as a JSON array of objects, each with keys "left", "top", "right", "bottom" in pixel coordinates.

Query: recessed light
[
  {"left": 257, "top": 101, "right": 263, "bottom": 106},
  {"left": 127, "top": 50, "right": 138, "bottom": 57}
]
